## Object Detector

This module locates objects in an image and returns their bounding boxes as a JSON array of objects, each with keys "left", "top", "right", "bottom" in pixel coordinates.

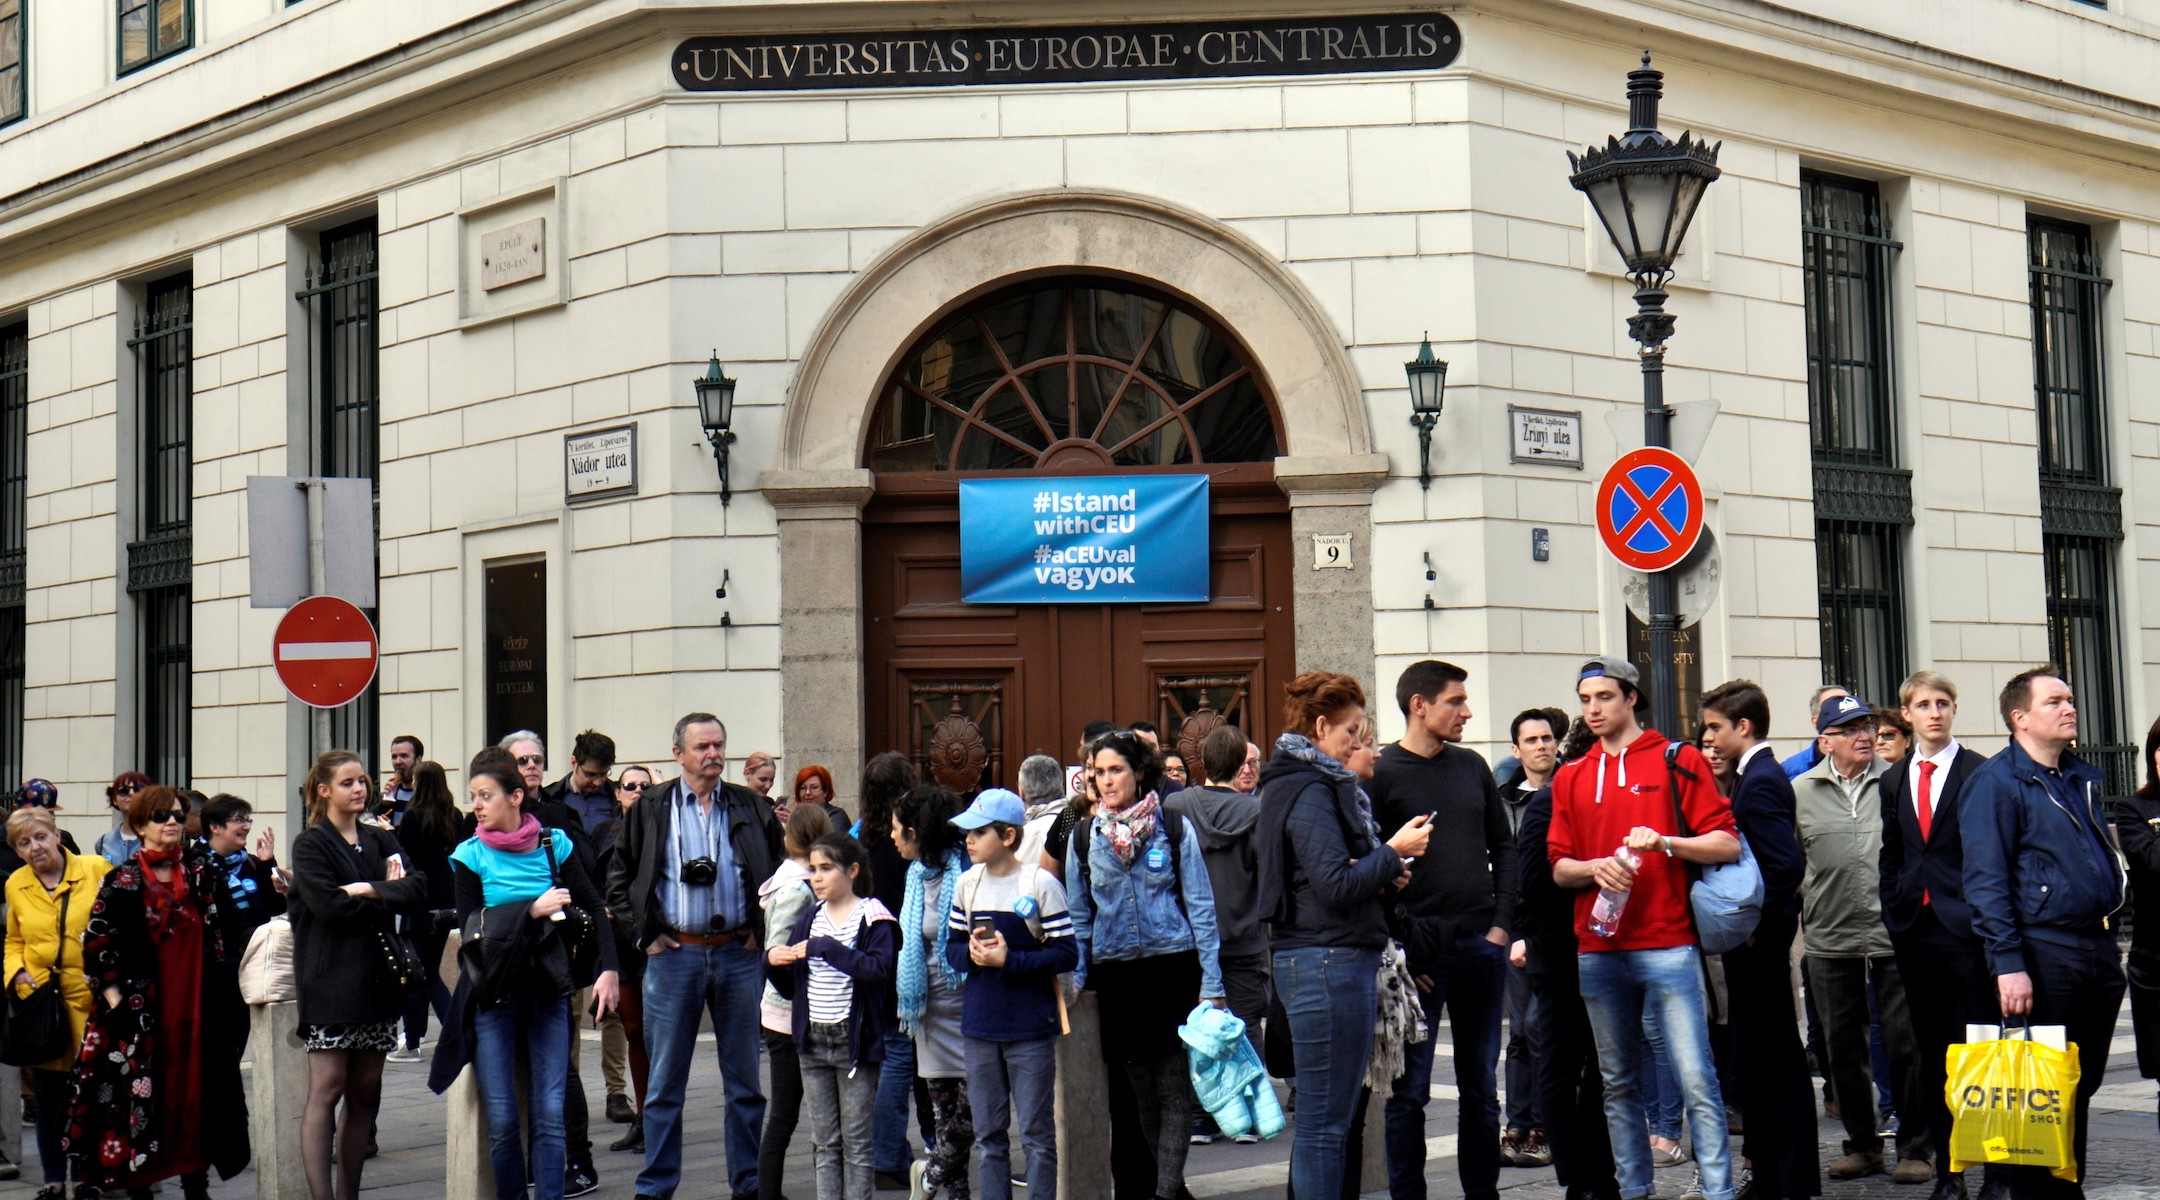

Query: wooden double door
[{"left": 863, "top": 474, "right": 1295, "bottom": 793}]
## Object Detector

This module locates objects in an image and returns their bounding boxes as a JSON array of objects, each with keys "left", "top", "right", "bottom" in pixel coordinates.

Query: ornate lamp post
[
  {"left": 1568, "top": 51, "right": 1721, "bottom": 736},
  {"left": 693, "top": 351, "right": 739, "bottom": 506},
  {"left": 1404, "top": 334, "right": 1449, "bottom": 489}
]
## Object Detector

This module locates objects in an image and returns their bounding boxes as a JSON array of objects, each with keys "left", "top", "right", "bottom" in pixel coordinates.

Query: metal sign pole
[{"left": 302, "top": 478, "right": 331, "bottom": 759}]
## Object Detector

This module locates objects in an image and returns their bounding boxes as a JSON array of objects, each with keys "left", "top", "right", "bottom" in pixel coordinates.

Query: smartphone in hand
[{"left": 971, "top": 914, "right": 996, "bottom": 941}]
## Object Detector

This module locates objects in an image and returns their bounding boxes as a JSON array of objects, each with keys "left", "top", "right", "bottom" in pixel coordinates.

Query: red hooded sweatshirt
[{"left": 1546, "top": 728, "right": 1736, "bottom": 953}]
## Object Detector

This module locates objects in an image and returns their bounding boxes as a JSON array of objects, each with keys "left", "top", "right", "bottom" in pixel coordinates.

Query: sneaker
[
  {"left": 1233, "top": 1132, "right": 1261, "bottom": 1145},
  {"left": 910, "top": 1160, "right": 934, "bottom": 1200},
  {"left": 1519, "top": 1130, "right": 1553, "bottom": 1167},
  {"left": 386, "top": 1046, "right": 423, "bottom": 1063},
  {"left": 1680, "top": 1171, "right": 1706, "bottom": 1200},
  {"left": 1829, "top": 1152, "right": 1886, "bottom": 1180},
  {"left": 1501, "top": 1130, "right": 1527, "bottom": 1166},
  {"left": 1651, "top": 1142, "right": 1690, "bottom": 1169},
  {"left": 565, "top": 1161, "right": 600, "bottom": 1197},
  {"left": 1878, "top": 1110, "right": 1900, "bottom": 1138},
  {"left": 1192, "top": 1113, "right": 1219, "bottom": 1145}
]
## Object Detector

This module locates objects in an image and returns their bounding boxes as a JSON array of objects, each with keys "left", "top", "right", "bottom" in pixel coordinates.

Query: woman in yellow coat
[{"left": 5, "top": 805, "right": 114, "bottom": 1200}]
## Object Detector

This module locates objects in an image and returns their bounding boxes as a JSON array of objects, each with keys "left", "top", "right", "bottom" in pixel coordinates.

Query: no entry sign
[
  {"left": 1596, "top": 447, "right": 1705, "bottom": 573},
  {"left": 274, "top": 596, "right": 379, "bottom": 709}
]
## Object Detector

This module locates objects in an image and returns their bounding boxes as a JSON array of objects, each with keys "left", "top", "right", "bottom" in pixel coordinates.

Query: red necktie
[{"left": 1917, "top": 760, "right": 1937, "bottom": 907}]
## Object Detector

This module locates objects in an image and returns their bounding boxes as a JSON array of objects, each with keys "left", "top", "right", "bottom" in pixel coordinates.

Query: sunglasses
[
  {"left": 618, "top": 781, "right": 647, "bottom": 792},
  {"left": 515, "top": 755, "right": 545, "bottom": 767},
  {"left": 149, "top": 810, "right": 186, "bottom": 824},
  {"left": 115, "top": 784, "right": 143, "bottom": 795}
]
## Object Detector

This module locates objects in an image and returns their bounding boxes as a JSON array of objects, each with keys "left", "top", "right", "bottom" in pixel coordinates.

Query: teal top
[{"left": 450, "top": 830, "right": 567, "bottom": 908}]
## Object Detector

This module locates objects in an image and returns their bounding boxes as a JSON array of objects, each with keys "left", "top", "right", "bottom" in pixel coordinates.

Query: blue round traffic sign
[{"left": 1595, "top": 448, "right": 1704, "bottom": 573}]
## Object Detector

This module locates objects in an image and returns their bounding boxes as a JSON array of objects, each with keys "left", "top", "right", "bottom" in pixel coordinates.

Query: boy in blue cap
[{"left": 946, "top": 788, "right": 1077, "bottom": 1200}]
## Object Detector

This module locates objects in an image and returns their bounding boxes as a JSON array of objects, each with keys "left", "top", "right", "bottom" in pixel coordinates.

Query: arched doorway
[{"left": 861, "top": 278, "right": 1294, "bottom": 793}]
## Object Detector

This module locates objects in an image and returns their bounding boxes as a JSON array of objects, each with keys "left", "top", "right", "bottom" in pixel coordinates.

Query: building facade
[{"left": 3, "top": 0, "right": 2158, "bottom": 837}]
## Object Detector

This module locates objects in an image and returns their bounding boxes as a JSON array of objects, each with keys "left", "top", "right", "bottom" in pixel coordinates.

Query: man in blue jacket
[
  {"left": 1698, "top": 680, "right": 1819, "bottom": 1200},
  {"left": 1962, "top": 665, "right": 2126, "bottom": 1200}
]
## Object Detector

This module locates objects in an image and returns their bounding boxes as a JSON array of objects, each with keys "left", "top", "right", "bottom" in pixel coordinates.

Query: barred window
[
  {"left": 1803, "top": 171, "right": 1910, "bottom": 702},
  {"left": 118, "top": 0, "right": 188, "bottom": 74},
  {"left": 128, "top": 278, "right": 191, "bottom": 786},
  {"left": 2029, "top": 217, "right": 2129, "bottom": 791},
  {"left": 0, "top": 321, "right": 25, "bottom": 790},
  {"left": 299, "top": 219, "right": 379, "bottom": 767},
  {"left": 1, "top": 0, "right": 24, "bottom": 127}
]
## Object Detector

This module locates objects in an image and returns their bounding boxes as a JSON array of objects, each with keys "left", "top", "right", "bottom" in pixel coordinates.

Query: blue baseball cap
[
  {"left": 1816, "top": 694, "right": 1875, "bottom": 733},
  {"left": 950, "top": 788, "right": 1027, "bottom": 830}
]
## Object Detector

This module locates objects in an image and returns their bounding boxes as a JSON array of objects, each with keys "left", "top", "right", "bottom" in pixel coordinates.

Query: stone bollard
[
  {"left": 445, "top": 1063, "right": 497, "bottom": 1200},
  {"left": 1359, "top": 1089, "right": 1388, "bottom": 1190},
  {"left": 1055, "top": 988, "right": 1112, "bottom": 1200},
  {"left": 0, "top": 1064, "right": 20, "bottom": 1172},
  {"left": 249, "top": 1001, "right": 311, "bottom": 1200}
]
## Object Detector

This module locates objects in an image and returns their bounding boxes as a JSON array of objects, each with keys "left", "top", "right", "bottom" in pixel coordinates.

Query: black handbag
[
  {"left": 2, "top": 893, "right": 73, "bottom": 1066},
  {"left": 372, "top": 920, "right": 425, "bottom": 994},
  {"left": 543, "top": 834, "right": 600, "bottom": 989}
]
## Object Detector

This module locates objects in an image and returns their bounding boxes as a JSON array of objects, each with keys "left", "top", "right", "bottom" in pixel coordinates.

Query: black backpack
[{"left": 1071, "top": 805, "right": 1191, "bottom": 922}]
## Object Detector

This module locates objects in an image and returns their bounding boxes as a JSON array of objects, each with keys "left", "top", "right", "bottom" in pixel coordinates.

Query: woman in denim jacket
[{"left": 1066, "top": 728, "right": 1223, "bottom": 1200}]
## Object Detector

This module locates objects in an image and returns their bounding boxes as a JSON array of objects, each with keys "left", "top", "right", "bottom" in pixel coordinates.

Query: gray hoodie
[{"left": 1164, "top": 784, "right": 1266, "bottom": 957}]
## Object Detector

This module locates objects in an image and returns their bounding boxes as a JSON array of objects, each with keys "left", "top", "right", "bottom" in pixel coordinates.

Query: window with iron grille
[
  {"left": 299, "top": 220, "right": 379, "bottom": 767},
  {"left": 117, "top": 0, "right": 188, "bottom": 74},
  {"left": 2029, "top": 217, "right": 2130, "bottom": 791},
  {"left": 128, "top": 278, "right": 192, "bottom": 786},
  {"left": 1802, "top": 171, "right": 1911, "bottom": 701},
  {"left": 0, "top": 322, "right": 25, "bottom": 790},
  {"left": 1, "top": 0, "right": 24, "bottom": 128}
]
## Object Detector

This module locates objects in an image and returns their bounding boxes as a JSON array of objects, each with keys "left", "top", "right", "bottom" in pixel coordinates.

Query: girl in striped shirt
[{"left": 766, "top": 833, "right": 898, "bottom": 1200}]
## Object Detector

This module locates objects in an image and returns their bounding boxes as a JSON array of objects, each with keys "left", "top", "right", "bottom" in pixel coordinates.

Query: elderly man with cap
[
  {"left": 1547, "top": 655, "right": 1741, "bottom": 1200},
  {"left": 1793, "top": 694, "right": 1927, "bottom": 1182}
]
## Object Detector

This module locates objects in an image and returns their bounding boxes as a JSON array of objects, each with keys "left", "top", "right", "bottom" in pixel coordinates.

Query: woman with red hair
[{"left": 791, "top": 765, "right": 850, "bottom": 828}]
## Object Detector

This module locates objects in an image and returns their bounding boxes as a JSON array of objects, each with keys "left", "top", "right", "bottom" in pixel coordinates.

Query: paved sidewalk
[{"left": 1, "top": 1008, "right": 2152, "bottom": 1199}]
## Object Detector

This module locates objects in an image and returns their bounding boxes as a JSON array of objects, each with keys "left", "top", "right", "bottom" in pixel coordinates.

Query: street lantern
[
  {"left": 1404, "top": 334, "right": 1449, "bottom": 489},
  {"left": 1566, "top": 51, "right": 1721, "bottom": 739},
  {"left": 694, "top": 351, "right": 739, "bottom": 505}
]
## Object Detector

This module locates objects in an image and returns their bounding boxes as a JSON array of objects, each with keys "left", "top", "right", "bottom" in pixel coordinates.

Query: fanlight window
[{"left": 866, "top": 280, "right": 1280, "bottom": 472}]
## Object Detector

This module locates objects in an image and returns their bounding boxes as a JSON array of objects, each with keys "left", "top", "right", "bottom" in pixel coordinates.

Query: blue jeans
[
  {"left": 873, "top": 1025, "right": 917, "bottom": 1173},
  {"left": 474, "top": 991, "right": 571, "bottom": 1200},
  {"left": 967, "top": 1036, "right": 1057, "bottom": 1200},
  {"left": 1386, "top": 933, "right": 1506, "bottom": 1200},
  {"left": 1577, "top": 947, "right": 1732, "bottom": 1200},
  {"left": 1275, "top": 945, "right": 1380, "bottom": 1200},
  {"left": 639, "top": 941, "right": 768, "bottom": 1198},
  {"left": 1639, "top": 1026, "right": 1681, "bottom": 1141}
]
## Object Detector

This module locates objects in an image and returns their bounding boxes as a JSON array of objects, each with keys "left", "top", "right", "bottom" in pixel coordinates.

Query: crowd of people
[{"left": 0, "top": 652, "right": 2154, "bottom": 1200}]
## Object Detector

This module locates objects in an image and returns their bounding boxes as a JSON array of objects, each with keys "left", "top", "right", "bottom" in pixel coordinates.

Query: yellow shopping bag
[{"left": 1945, "top": 1027, "right": 2082, "bottom": 1182}]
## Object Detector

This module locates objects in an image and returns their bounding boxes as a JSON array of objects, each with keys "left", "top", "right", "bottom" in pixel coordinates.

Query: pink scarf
[
  {"left": 1095, "top": 791, "right": 1162, "bottom": 867},
  {"left": 478, "top": 813, "right": 544, "bottom": 854}
]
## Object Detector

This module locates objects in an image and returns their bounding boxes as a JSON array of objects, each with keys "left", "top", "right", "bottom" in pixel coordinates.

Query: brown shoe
[
  {"left": 1829, "top": 1152, "right": 1885, "bottom": 1179},
  {"left": 1893, "top": 1158, "right": 1935, "bottom": 1185}
]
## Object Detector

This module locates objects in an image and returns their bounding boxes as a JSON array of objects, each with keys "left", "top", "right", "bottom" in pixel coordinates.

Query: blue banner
[{"left": 960, "top": 474, "right": 1211, "bottom": 604}]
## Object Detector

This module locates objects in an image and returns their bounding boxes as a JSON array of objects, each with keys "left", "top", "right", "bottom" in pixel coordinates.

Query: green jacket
[{"left": 1793, "top": 754, "right": 1893, "bottom": 958}]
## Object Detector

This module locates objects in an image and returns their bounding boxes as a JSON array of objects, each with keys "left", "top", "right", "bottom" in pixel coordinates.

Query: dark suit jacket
[
  {"left": 1729, "top": 746, "right": 1806, "bottom": 920},
  {"left": 1877, "top": 744, "right": 1990, "bottom": 938}
]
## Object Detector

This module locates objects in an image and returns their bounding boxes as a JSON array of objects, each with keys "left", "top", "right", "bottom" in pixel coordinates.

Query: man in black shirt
[{"left": 1368, "top": 660, "right": 1519, "bottom": 1200}]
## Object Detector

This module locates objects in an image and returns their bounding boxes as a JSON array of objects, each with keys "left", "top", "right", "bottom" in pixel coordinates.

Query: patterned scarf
[
  {"left": 137, "top": 844, "right": 192, "bottom": 938},
  {"left": 1274, "top": 732, "right": 1383, "bottom": 844},
  {"left": 1095, "top": 791, "right": 1162, "bottom": 867},
  {"left": 896, "top": 849, "right": 967, "bottom": 1034}
]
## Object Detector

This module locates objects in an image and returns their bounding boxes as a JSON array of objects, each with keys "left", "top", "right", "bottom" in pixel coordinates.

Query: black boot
[{"left": 611, "top": 1117, "right": 645, "bottom": 1153}]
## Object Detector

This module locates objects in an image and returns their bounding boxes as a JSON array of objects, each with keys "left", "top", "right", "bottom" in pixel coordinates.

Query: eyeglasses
[
  {"left": 515, "top": 755, "right": 544, "bottom": 767},
  {"left": 115, "top": 784, "right": 142, "bottom": 795},
  {"left": 149, "top": 810, "right": 185, "bottom": 824},
  {"left": 618, "top": 781, "right": 647, "bottom": 792}
]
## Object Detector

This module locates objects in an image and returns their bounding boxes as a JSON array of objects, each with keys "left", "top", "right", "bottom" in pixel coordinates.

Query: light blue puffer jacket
[{"left": 1179, "top": 1004, "right": 1285, "bottom": 1140}]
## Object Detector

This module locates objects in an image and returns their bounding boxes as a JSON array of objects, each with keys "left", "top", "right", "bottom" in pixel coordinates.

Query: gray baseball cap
[{"left": 1579, "top": 655, "right": 1641, "bottom": 687}]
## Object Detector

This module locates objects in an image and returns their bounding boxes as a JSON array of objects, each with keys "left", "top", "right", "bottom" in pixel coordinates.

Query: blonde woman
[{"left": 4, "top": 807, "right": 111, "bottom": 1200}]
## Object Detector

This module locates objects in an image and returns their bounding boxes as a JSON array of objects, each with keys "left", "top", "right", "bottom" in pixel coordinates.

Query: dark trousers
[
  {"left": 403, "top": 925, "right": 453, "bottom": 1050},
  {"left": 1807, "top": 954, "right": 1926, "bottom": 1160},
  {"left": 1504, "top": 962, "right": 1540, "bottom": 1135},
  {"left": 1890, "top": 908, "right": 1998, "bottom": 1180},
  {"left": 1527, "top": 965, "right": 1617, "bottom": 1200},
  {"left": 759, "top": 1027, "right": 804, "bottom": 1200},
  {"left": 2018, "top": 935, "right": 2125, "bottom": 1198},
  {"left": 1725, "top": 912, "right": 1821, "bottom": 1198},
  {"left": 1386, "top": 934, "right": 1507, "bottom": 1200}
]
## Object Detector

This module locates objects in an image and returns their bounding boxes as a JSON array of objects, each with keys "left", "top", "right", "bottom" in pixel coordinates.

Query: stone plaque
[
  {"left": 480, "top": 217, "right": 546, "bottom": 291},
  {"left": 564, "top": 423, "right": 638, "bottom": 504},
  {"left": 485, "top": 561, "right": 547, "bottom": 743}
]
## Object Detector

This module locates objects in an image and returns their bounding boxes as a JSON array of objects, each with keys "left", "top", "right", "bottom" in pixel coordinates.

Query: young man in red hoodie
[{"left": 1547, "top": 656, "right": 1741, "bottom": 1200}]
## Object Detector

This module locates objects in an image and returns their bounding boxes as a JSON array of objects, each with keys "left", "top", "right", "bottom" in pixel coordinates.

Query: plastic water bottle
[{"left": 1589, "top": 844, "right": 1645, "bottom": 938}]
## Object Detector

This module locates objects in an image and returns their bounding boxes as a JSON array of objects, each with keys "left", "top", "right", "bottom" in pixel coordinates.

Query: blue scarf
[
  {"left": 1273, "top": 732, "right": 1382, "bottom": 843},
  {"left": 896, "top": 849, "right": 967, "bottom": 1033}
]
